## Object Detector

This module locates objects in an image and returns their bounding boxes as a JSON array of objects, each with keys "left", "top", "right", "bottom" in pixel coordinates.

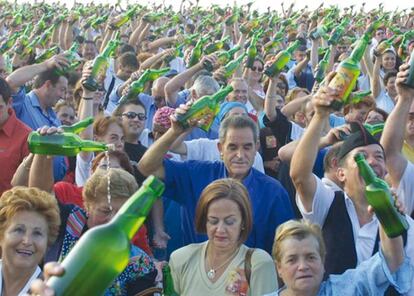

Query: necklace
[{"left": 206, "top": 245, "right": 240, "bottom": 280}]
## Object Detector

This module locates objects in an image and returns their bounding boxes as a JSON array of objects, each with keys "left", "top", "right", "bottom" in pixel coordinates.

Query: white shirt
[
  {"left": 184, "top": 138, "right": 265, "bottom": 173},
  {"left": 375, "top": 90, "right": 395, "bottom": 114},
  {"left": 0, "top": 261, "right": 41, "bottom": 296},
  {"left": 397, "top": 161, "right": 414, "bottom": 215},
  {"left": 296, "top": 175, "right": 414, "bottom": 295}
]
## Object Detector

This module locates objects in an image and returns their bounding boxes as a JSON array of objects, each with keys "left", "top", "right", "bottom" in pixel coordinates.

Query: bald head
[{"left": 151, "top": 77, "right": 170, "bottom": 108}]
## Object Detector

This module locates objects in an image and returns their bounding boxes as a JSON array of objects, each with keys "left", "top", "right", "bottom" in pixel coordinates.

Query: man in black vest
[{"left": 290, "top": 67, "right": 414, "bottom": 295}]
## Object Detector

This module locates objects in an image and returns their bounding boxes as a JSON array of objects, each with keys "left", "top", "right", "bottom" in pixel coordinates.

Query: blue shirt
[
  {"left": 138, "top": 93, "right": 158, "bottom": 131},
  {"left": 163, "top": 160, "right": 294, "bottom": 254},
  {"left": 266, "top": 251, "right": 413, "bottom": 296},
  {"left": 12, "top": 87, "right": 67, "bottom": 181}
]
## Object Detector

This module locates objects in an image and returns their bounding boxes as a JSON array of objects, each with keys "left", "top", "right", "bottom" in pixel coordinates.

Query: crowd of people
[{"left": 0, "top": 1, "right": 414, "bottom": 295}]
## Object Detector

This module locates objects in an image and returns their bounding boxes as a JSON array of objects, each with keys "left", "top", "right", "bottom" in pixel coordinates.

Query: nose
[
  {"left": 216, "top": 221, "right": 226, "bottom": 232},
  {"left": 22, "top": 232, "right": 33, "bottom": 245},
  {"left": 297, "top": 258, "right": 310, "bottom": 271}
]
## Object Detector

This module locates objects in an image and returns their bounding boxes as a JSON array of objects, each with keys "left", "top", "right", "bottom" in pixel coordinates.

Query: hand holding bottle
[
  {"left": 312, "top": 74, "right": 340, "bottom": 117},
  {"left": 44, "top": 53, "right": 70, "bottom": 72},
  {"left": 30, "top": 262, "right": 64, "bottom": 296}
]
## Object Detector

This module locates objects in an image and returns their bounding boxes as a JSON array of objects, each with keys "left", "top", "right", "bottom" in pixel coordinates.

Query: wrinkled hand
[
  {"left": 200, "top": 54, "right": 218, "bottom": 70},
  {"left": 37, "top": 126, "right": 64, "bottom": 136},
  {"left": 312, "top": 84, "right": 340, "bottom": 117},
  {"left": 30, "top": 262, "right": 64, "bottom": 296},
  {"left": 171, "top": 102, "right": 212, "bottom": 134},
  {"left": 80, "top": 61, "right": 95, "bottom": 97},
  {"left": 321, "top": 124, "right": 351, "bottom": 146},
  {"left": 395, "top": 63, "right": 414, "bottom": 101},
  {"left": 45, "top": 53, "right": 70, "bottom": 71},
  {"left": 212, "top": 66, "right": 227, "bottom": 83},
  {"left": 152, "top": 230, "right": 171, "bottom": 249}
]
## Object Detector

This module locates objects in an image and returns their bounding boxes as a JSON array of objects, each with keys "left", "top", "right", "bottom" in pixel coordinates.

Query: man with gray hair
[
  {"left": 138, "top": 110, "right": 294, "bottom": 254},
  {"left": 165, "top": 54, "right": 221, "bottom": 139}
]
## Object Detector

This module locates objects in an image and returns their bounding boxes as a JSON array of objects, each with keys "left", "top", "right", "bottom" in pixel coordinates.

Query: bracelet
[{"left": 82, "top": 96, "right": 94, "bottom": 100}]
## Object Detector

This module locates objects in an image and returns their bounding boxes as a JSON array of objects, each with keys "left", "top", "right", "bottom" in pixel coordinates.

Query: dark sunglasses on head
[
  {"left": 122, "top": 111, "right": 147, "bottom": 120},
  {"left": 251, "top": 66, "right": 263, "bottom": 72}
]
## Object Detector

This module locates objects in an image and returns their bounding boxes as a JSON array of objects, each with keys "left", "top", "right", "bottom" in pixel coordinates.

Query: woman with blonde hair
[
  {"left": 266, "top": 219, "right": 412, "bottom": 296},
  {"left": 0, "top": 187, "right": 60, "bottom": 296}
]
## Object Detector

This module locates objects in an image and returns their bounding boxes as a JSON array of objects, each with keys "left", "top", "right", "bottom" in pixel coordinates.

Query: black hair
[{"left": 0, "top": 77, "right": 11, "bottom": 104}]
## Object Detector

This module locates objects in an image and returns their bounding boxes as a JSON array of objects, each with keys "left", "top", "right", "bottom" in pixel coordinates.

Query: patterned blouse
[{"left": 58, "top": 205, "right": 157, "bottom": 295}]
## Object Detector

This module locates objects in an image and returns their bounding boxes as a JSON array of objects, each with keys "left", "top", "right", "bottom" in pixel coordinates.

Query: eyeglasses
[
  {"left": 122, "top": 112, "right": 147, "bottom": 121},
  {"left": 251, "top": 66, "right": 263, "bottom": 72}
]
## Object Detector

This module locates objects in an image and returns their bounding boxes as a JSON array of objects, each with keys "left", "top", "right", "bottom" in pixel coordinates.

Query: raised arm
[
  {"left": 369, "top": 55, "right": 383, "bottom": 99},
  {"left": 380, "top": 63, "right": 414, "bottom": 186},
  {"left": 6, "top": 53, "right": 69, "bottom": 93},
  {"left": 290, "top": 85, "right": 338, "bottom": 211},
  {"left": 164, "top": 55, "right": 216, "bottom": 106},
  {"left": 264, "top": 75, "right": 282, "bottom": 121}
]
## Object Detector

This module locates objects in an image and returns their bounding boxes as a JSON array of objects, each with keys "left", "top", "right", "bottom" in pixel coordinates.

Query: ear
[
  {"left": 191, "top": 89, "right": 198, "bottom": 100},
  {"left": 276, "top": 261, "right": 283, "bottom": 278},
  {"left": 217, "top": 141, "right": 223, "bottom": 154},
  {"left": 336, "top": 166, "right": 346, "bottom": 183}
]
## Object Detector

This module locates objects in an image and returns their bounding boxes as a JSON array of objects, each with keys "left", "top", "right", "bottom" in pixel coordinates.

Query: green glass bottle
[
  {"left": 225, "top": 8, "right": 239, "bottom": 26},
  {"left": 119, "top": 68, "right": 170, "bottom": 104},
  {"left": 215, "top": 45, "right": 241, "bottom": 65},
  {"left": 14, "top": 24, "right": 33, "bottom": 55},
  {"left": 83, "top": 33, "right": 121, "bottom": 91},
  {"left": 223, "top": 53, "right": 247, "bottom": 78},
  {"left": 264, "top": 40, "right": 301, "bottom": 78},
  {"left": 245, "top": 34, "right": 259, "bottom": 69},
  {"left": 363, "top": 122, "right": 384, "bottom": 136},
  {"left": 110, "top": 5, "right": 138, "bottom": 29},
  {"left": 142, "top": 12, "right": 164, "bottom": 24},
  {"left": 91, "top": 13, "right": 109, "bottom": 29},
  {"left": 327, "top": 35, "right": 370, "bottom": 110},
  {"left": 188, "top": 38, "right": 205, "bottom": 68},
  {"left": 401, "top": 49, "right": 414, "bottom": 89},
  {"left": 28, "top": 131, "right": 107, "bottom": 157},
  {"left": 374, "top": 35, "right": 398, "bottom": 56},
  {"left": 314, "top": 47, "right": 331, "bottom": 83},
  {"left": 354, "top": 153, "right": 409, "bottom": 238},
  {"left": 0, "top": 31, "right": 19, "bottom": 54},
  {"left": 47, "top": 176, "right": 165, "bottom": 296},
  {"left": 163, "top": 265, "right": 179, "bottom": 296},
  {"left": 60, "top": 117, "right": 94, "bottom": 134},
  {"left": 34, "top": 46, "right": 60, "bottom": 64},
  {"left": 308, "top": 19, "right": 334, "bottom": 40},
  {"left": 328, "top": 18, "right": 349, "bottom": 45},
  {"left": 38, "top": 24, "right": 57, "bottom": 48},
  {"left": 204, "top": 36, "right": 230, "bottom": 55},
  {"left": 176, "top": 85, "right": 233, "bottom": 131}
]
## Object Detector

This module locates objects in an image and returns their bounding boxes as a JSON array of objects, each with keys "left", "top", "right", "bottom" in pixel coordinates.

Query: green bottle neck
[
  {"left": 61, "top": 117, "right": 94, "bottom": 134},
  {"left": 212, "top": 85, "right": 233, "bottom": 104},
  {"left": 354, "top": 154, "right": 377, "bottom": 185},
  {"left": 286, "top": 40, "right": 301, "bottom": 54},
  {"left": 349, "top": 38, "right": 368, "bottom": 63},
  {"left": 227, "top": 45, "right": 241, "bottom": 56},
  {"left": 322, "top": 48, "right": 332, "bottom": 62},
  {"left": 110, "top": 178, "right": 163, "bottom": 240},
  {"left": 79, "top": 139, "right": 108, "bottom": 152}
]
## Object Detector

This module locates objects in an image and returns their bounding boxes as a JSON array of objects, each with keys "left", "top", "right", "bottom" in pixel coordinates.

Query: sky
[{"left": 14, "top": 0, "right": 414, "bottom": 12}]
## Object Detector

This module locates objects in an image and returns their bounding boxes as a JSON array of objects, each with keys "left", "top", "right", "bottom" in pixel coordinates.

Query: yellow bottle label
[
  {"left": 328, "top": 66, "right": 358, "bottom": 100},
  {"left": 186, "top": 106, "right": 218, "bottom": 132}
]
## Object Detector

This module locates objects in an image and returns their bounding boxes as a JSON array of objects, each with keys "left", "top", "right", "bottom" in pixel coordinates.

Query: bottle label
[
  {"left": 328, "top": 67, "right": 358, "bottom": 99},
  {"left": 182, "top": 107, "right": 217, "bottom": 132}
]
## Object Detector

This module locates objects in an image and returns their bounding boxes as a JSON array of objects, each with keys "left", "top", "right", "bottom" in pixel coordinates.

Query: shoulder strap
[
  {"left": 103, "top": 76, "right": 116, "bottom": 110},
  {"left": 244, "top": 248, "right": 255, "bottom": 286}
]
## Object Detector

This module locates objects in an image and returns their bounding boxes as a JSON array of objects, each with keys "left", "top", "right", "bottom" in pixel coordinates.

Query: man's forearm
[
  {"left": 6, "top": 62, "right": 48, "bottom": 91},
  {"left": 138, "top": 128, "right": 181, "bottom": 178}
]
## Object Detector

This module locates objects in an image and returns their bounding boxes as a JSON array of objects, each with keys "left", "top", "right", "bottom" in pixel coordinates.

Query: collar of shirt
[
  {"left": 222, "top": 165, "right": 255, "bottom": 187},
  {"left": 1, "top": 108, "right": 19, "bottom": 137},
  {"left": 28, "top": 91, "right": 61, "bottom": 126}
]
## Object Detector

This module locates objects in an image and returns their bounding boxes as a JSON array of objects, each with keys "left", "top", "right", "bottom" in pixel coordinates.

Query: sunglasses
[
  {"left": 122, "top": 112, "right": 147, "bottom": 121},
  {"left": 251, "top": 66, "right": 263, "bottom": 72}
]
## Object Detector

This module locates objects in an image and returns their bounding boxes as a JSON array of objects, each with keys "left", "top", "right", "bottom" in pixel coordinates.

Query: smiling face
[
  {"left": 381, "top": 52, "right": 396, "bottom": 71},
  {"left": 218, "top": 127, "right": 257, "bottom": 180},
  {"left": 228, "top": 80, "right": 248, "bottom": 105},
  {"left": 0, "top": 211, "right": 48, "bottom": 271},
  {"left": 97, "top": 122, "right": 125, "bottom": 151},
  {"left": 120, "top": 104, "right": 146, "bottom": 140},
  {"left": 277, "top": 236, "right": 324, "bottom": 295},
  {"left": 206, "top": 198, "right": 243, "bottom": 252}
]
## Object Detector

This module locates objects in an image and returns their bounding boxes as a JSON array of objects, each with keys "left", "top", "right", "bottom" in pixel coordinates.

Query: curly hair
[
  {"left": 82, "top": 168, "right": 138, "bottom": 207},
  {"left": 0, "top": 186, "right": 61, "bottom": 245}
]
